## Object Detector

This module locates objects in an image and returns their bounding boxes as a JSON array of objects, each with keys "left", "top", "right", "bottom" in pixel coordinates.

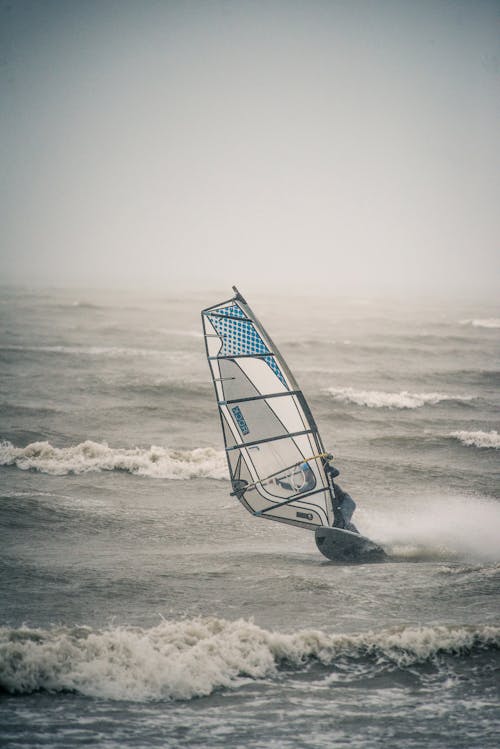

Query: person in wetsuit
[
  {"left": 325, "top": 461, "right": 359, "bottom": 533},
  {"left": 332, "top": 482, "right": 358, "bottom": 533}
]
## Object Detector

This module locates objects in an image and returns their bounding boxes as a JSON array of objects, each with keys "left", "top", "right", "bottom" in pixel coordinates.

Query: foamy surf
[
  {"left": 0, "top": 440, "right": 227, "bottom": 479},
  {"left": 450, "top": 430, "right": 500, "bottom": 449},
  {"left": 460, "top": 318, "right": 500, "bottom": 329},
  {"left": 326, "top": 387, "right": 474, "bottom": 409},
  {"left": 1, "top": 618, "right": 498, "bottom": 702}
]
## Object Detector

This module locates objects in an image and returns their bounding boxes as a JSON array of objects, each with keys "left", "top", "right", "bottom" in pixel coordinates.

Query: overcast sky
[{"left": 1, "top": 0, "right": 499, "bottom": 297}]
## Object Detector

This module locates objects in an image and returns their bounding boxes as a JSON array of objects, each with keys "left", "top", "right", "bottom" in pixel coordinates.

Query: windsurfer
[
  {"left": 325, "top": 461, "right": 359, "bottom": 533},
  {"left": 332, "top": 482, "right": 358, "bottom": 533}
]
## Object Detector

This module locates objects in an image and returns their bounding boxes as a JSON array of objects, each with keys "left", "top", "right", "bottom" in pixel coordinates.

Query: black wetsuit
[{"left": 332, "top": 482, "right": 358, "bottom": 532}]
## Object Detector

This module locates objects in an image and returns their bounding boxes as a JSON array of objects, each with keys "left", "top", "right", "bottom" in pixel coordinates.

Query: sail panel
[
  {"left": 218, "top": 358, "right": 305, "bottom": 436},
  {"left": 207, "top": 310, "right": 288, "bottom": 388},
  {"left": 226, "top": 357, "right": 288, "bottom": 397}
]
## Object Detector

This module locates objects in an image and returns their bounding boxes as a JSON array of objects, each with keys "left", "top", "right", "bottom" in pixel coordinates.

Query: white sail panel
[
  {"left": 202, "top": 291, "right": 333, "bottom": 530},
  {"left": 235, "top": 357, "right": 288, "bottom": 394}
]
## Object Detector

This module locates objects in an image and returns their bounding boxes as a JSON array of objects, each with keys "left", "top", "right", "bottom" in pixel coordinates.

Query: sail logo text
[
  {"left": 232, "top": 406, "right": 250, "bottom": 435},
  {"left": 296, "top": 511, "right": 313, "bottom": 521}
]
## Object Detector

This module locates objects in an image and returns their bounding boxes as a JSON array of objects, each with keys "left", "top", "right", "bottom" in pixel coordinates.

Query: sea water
[{"left": 1, "top": 286, "right": 499, "bottom": 748}]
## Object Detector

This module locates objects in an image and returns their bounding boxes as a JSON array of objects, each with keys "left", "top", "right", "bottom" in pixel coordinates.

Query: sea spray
[{"left": 359, "top": 493, "right": 500, "bottom": 563}]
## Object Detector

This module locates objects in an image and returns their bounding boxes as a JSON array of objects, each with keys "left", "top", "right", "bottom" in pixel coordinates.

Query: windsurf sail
[{"left": 202, "top": 287, "right": 334, "bottom": 530}]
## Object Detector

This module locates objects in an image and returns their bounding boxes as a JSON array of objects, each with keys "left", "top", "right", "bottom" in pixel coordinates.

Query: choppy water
[{"left": 1, "top": 286, "right": 499, "bottom": 748}]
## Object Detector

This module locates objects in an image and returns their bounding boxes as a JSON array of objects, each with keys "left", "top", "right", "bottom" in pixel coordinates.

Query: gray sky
[{"left": 1, "top": 0, "right": 499, "bottom": 297}]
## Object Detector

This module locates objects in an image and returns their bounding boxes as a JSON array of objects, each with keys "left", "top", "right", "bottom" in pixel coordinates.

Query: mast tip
[{"left": 232, "top": 285, "right": 247, "bottom": 304}]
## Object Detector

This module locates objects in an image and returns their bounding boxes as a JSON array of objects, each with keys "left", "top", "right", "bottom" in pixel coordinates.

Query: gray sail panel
[{"left": 220, "top": 412, "right": 240, "bottom": 476}]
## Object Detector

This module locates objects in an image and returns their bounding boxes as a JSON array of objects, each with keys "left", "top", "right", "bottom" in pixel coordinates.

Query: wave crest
[
  {"left": 450, "top": 430, "right": 500, "bottom": 449},
  {"left": 1, "top": 618, "right": 498, "bottom": 702},
  {"left": 326, "top": 387, "right": 473, "bottom": 409},
  {"left": 0, "top": 440, "right": 227, "bottom": 479},
  {"left": 460, "top": 318, "right": 500, "bottom": 329}
]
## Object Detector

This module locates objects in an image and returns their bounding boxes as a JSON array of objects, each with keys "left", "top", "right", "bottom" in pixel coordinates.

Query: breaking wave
[
  {"left": 1, "top": 618, "right": 498, "bottom": 702},
  {"left": 0, "top": 440, "right": 227, "bottom": 479},
  {"left": 450, "top": 430, "right": 500, "bottom": 449},
  {"left": 326, "top": 387, "right": 474, "bottom": 409},
  {"left": 460, "top": 318, "right": 500, "bottom": 329}
]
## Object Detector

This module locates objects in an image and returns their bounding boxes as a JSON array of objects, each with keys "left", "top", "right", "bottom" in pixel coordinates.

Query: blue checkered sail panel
[
  {"left": 208, "top": 305, "right": 286, "bottom": 386},
  {"left": 264, "top": 356, "right": 286, "bottom": 386},
  {"left": 212, "top": 303, "right": 246, "bottom": 319},
  {"left": 209, "top": 315, "right": 268, "bottom": 357}
]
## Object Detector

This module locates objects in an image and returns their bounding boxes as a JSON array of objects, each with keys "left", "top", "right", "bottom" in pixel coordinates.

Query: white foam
[
  {"left": 450, "top": 430, "right": 500, "bottom": 449},
  {"left": 460, "top": 318, "right": 500, "bottom": 329},
  {"left": 1, "top": 618, "right": 498, "bottom": 702},
  {"left": 326, "top": 387, "right": 473, "bottom": 409},
  {"left": 0, "top": 440, "right": 227, "bottom": 479}
]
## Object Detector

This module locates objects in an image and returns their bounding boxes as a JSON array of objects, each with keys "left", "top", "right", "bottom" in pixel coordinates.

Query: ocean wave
[
  {"left": 1, "top": 618, "right": 498, "bottom": 702},
  {"left": 460, "top": 318, "right": 500, "bottom": 329},
  {"left": 326, "top": 387, "right": 474, "bottom": 409},
  {"left": 438, "top": 563, "right": 500, "bottom": 577},
  {"left": 0, "top": 440, "right": 227, "bottom": 479},
  {"left": 0, "top": 344, "right": 189, "bottom": 359},
  {"left": 449, "top": 430, "right": 500, "bottom": 449},
  {"left": 55, "top": 300, "right": 103, "bottom": 310},
  {"left": 154, "top": 328, "right": 204, "bottom": 340}
]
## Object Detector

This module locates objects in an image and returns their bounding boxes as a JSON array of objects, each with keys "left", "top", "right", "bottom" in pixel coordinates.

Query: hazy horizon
[{"left": 1, "top": 0, "right": 499, "bottom": 298}]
